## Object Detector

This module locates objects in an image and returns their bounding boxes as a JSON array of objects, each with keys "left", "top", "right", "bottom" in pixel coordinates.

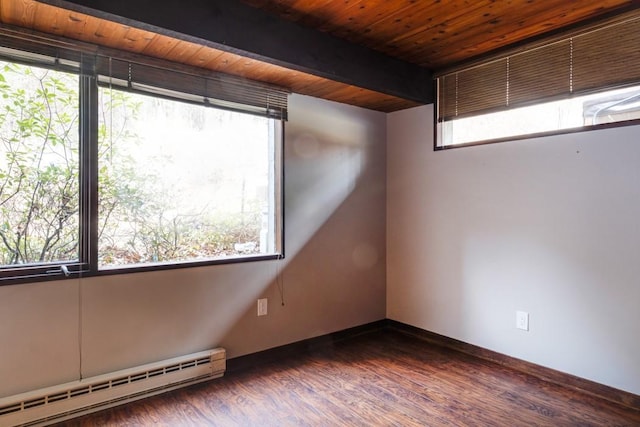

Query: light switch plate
[{"left": 516, "top": 311, "right": 529, "bottom": 331}]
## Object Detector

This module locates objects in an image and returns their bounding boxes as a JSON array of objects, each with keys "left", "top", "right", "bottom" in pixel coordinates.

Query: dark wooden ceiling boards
[
  {"left": 0, "top": 0, "right": 638, "bottom": 112},
  {"left": 239, "top": 0, "right": 637, "bottom": 69},
  {"left": 39, "top": 0, "right": 434, "bottom": 104},
  {"left": 0, "top": 0, "right": 420, "bottom": 111}
]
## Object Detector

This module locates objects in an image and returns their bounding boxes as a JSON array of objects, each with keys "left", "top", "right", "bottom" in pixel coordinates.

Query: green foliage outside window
[
  {"left": 0, "top": 62, "right": 80, "bottom": 265},
  {"left": 0, "top": 62, "right": 263, "bottom": 269}
]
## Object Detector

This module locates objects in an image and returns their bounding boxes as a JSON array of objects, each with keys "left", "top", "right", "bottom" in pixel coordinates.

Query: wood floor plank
[{"left": 55, "top": 330, "right": 640, "bottom": 426}]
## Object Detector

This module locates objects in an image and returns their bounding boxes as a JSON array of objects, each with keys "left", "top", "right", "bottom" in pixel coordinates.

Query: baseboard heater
[{"left": 0, "top": 348, "right": 226, "bottom": 427}]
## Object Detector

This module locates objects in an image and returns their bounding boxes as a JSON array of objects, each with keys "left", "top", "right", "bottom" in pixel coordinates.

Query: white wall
[
  {"left": 387, "top": 104, "right": 640, "bottom": 395},
  {"left": 0, "top": 94, "right": 387, "bottom": 398},
  {"left": 8, "top": 93, "right": 636, "bottom": 400}
]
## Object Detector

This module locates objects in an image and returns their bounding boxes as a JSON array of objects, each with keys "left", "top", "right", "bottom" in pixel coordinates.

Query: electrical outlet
[
  {"left": 516, "top": 311, "right": 529, "bottom": 331},
  {"left": 257, "top": 298, "right": 268, "bottom": 316}
]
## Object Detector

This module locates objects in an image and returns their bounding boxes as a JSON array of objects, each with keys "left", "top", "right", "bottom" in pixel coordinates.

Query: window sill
[{"left": 0, "top": 253, "right": 283, "bottom": 286}]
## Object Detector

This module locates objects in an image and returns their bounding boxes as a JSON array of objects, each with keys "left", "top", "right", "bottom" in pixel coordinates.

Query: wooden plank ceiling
[
  {"left": 0, "top": 0, "right": 637, "bottom": 112},
  {"left": 240, "top": 0, "right": 638, "bottom": 70}
]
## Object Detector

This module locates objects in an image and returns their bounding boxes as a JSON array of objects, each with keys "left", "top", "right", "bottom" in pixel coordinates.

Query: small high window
[{"left": 436, "top": 11, "right": 640, "bottom": 149}]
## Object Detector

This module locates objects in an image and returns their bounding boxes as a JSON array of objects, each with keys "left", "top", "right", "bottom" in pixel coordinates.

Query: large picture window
[
  {"left": 97, "top": 88, "right": 280, "bottom": 268},
  {"left": 0, "top": 37, "right": 286, "bottom": 284}
]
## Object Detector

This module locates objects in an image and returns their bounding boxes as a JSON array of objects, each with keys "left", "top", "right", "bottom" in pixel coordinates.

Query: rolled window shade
[
  {"left": 437, "top": 11, "right": 640, "bottom": 122},
  {"left": 96, "top": 56, "right": 289, "bottom": 120}
]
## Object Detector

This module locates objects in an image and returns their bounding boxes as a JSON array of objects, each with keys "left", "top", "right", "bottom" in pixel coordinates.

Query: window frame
[
  {"left": 0, "top": 37, "right": 286, "bottom": 286},
  {"left": 434, "top": 94, "right": 640, "bottom": 151},
  {"left": 434, "top": 10, "right": 640, "bottom": 150}
]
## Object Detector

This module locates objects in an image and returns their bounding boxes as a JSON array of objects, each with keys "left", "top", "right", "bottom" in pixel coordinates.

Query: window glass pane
[
  {"left": 0, "top": 61, "right": 80, "bottom": 265},
  {"left": 97, "top": 87, "right": 279, "bottom": 268},
  {"left": 438, "top": 84, "right": 640, "bottom": 147}
]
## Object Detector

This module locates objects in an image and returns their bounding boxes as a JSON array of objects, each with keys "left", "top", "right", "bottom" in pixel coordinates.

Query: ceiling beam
[{"left": 38, "top": 0, "right": 433, "bottom": 104}]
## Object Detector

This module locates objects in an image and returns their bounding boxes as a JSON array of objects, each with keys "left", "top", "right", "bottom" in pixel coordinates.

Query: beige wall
[
  {"left": 0, "top": 94, "right": 387, "bottom": 398},
  {"left": 387, "top": 104, "right": 640, "bottom": 395},
  {"left": 8, "top": 93, "right": 637, "bottom": 401}
]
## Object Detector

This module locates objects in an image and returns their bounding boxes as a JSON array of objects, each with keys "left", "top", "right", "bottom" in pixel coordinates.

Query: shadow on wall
[
  {"left": 219, "top": 95, "right": 386, "bottom": 357},
  {"left": 0, "top": 95, "right": 385, "bottom": 397},
  {"left": 70, "top": 95, "right": 385, "bottom": 381}
]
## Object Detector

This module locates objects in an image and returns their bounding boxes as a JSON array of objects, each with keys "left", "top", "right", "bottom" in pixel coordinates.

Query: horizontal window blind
[
  {"left": 96, "top": 56, "right": 289, "bottom": 120},
  {"left": 0, "top": 33, "right": 84, "bottom": 72},
  {"left": 0, "top": 29, "right": 288, "bottom": 120},
  {"left": 437, "top": 11, "right": 640, "bottom": 122}
]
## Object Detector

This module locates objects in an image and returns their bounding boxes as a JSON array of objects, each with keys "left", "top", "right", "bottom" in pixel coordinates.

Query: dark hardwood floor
[{"left": 56, "top": 330, "right": 640, "bottom": 426}]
